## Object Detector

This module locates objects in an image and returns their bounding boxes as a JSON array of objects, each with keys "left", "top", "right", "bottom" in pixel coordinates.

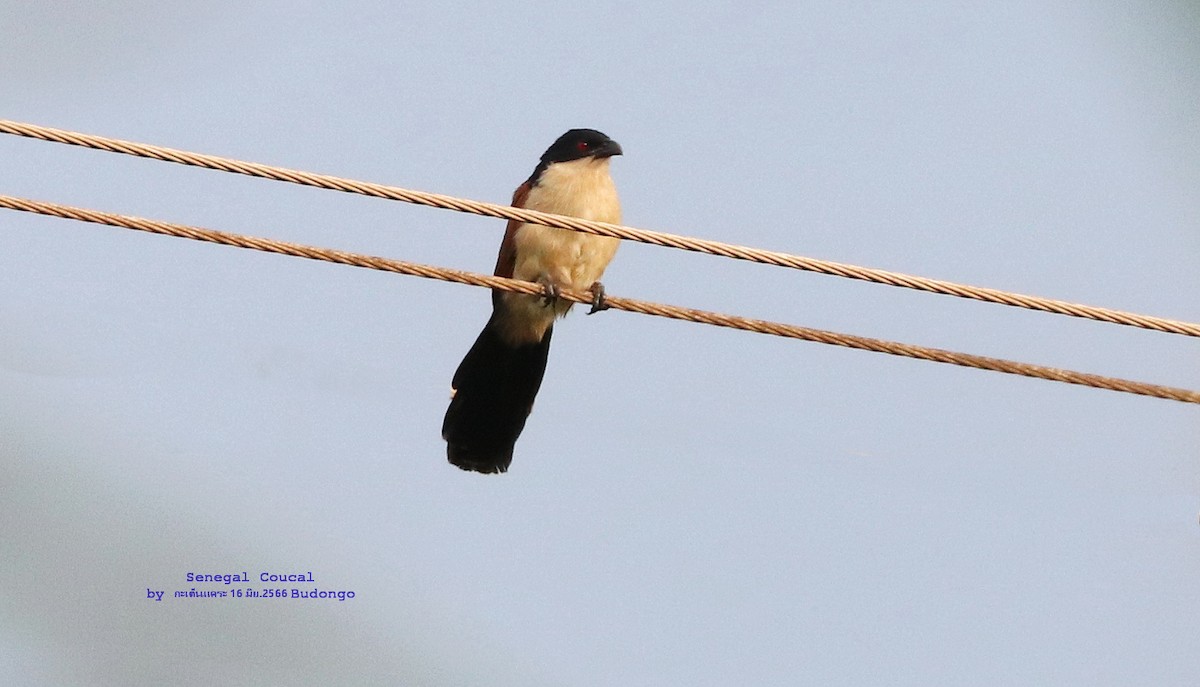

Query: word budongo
[{"left": 291, "top": 588, "right": 354, "bottom": 601}]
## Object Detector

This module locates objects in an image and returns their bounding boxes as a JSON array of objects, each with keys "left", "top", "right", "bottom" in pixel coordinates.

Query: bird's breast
[
  {"left": 493, "top": 158, "right": 622, "bottom": 344},
  {"left": 511, "top": 159, "right": 621, "bottom": 290}
]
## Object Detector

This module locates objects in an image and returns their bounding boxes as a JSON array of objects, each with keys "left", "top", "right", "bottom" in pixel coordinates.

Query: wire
[
  {"left": 2, "top": 119, "right": 1197, "bottom": 338},
  {"left": 3, "top": 193, "right": 1196, "bottom": 405}
]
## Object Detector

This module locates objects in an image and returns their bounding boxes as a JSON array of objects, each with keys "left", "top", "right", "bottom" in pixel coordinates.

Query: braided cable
[
  {"left": 2, "top": 119, "right": 1196, "bottom": 338},
  {"left": 3, "top": 194, "right": 1196, "bottom": 405}
]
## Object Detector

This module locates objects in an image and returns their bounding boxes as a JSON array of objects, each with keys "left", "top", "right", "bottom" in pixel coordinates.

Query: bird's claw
[
  {"left": 587, "top": 281, "right": 609, "bottom": 315},
  {"left": 538, "top": 279, "right": 561, "bottom": 308}
]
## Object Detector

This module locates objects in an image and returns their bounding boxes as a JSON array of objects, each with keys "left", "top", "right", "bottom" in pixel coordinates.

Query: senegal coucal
[{"left": 441, "top": 129, "right": 623, "bottom": 473}]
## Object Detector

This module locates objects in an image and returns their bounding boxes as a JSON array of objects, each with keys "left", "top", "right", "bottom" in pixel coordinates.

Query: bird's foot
[
  {"left": 587, "top": 281, "right": 610, "bottom": 315},
  {"left": 537, "top": 277, "right": 561, "bottom": 308}
]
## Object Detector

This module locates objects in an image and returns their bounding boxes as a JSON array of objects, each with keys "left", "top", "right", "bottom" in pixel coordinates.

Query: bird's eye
[{"left": 576, "top": 140, "right": 589, "bottom": 151}]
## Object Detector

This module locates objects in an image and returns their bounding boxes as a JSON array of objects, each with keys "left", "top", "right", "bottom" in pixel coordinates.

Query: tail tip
[{"left": 447, "top": 443, "right": 513, "bottom": 474}]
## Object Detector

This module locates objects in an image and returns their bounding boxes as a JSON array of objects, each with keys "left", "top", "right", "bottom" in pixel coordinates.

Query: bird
[{"left": 441, "top": 129, "right": 623, "bottom": 473}]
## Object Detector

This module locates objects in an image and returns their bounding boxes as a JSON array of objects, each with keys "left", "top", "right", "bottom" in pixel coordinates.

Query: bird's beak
[{"left": 596, "top": 140, "right": 623, "bottom": 158}]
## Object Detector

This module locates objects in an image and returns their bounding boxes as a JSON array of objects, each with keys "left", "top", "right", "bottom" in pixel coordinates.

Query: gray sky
[{"left": 2, "top": 1, "right": 1198, "bottom": 685}]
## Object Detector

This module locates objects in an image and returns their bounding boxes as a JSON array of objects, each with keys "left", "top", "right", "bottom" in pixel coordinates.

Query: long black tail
[{"left": 441, "top": 314, "right": 553, "bottom": 473}]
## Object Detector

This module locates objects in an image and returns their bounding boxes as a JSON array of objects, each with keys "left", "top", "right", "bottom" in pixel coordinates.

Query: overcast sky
[{"left": 2, "top": 1, "right": 1199, "bottom": 685}]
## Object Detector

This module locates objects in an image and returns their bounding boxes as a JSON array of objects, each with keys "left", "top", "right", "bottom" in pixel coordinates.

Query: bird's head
[{"left": 541, "top": 129, "right": 623, "bottom": 164}]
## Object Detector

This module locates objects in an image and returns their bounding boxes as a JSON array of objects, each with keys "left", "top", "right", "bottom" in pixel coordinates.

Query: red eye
[{"left": 576, "top": 140, "right": 589, "bottom": 151}]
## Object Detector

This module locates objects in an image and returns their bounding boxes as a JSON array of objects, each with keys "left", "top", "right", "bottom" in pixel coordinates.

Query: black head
[
  {"left": 527, "top": 129, "right": 621, "bottom": 185},
  {"left": 540, "top": 129, "right": 623, "bottom": 164}
]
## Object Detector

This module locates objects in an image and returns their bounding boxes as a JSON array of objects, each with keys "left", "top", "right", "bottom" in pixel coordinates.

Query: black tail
[{"left": 441, "top": 315, "right": 553, "bottom": 473}]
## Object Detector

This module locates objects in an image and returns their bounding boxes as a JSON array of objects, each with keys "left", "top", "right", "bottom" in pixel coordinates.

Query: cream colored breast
[{"left": 512, "top": 157, "right": 622, "bottom": 290}]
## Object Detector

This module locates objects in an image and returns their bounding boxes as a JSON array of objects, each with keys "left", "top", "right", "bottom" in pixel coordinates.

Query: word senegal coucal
[{"left": 441, "top": 129, "right": 623, "bottom": 473}]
